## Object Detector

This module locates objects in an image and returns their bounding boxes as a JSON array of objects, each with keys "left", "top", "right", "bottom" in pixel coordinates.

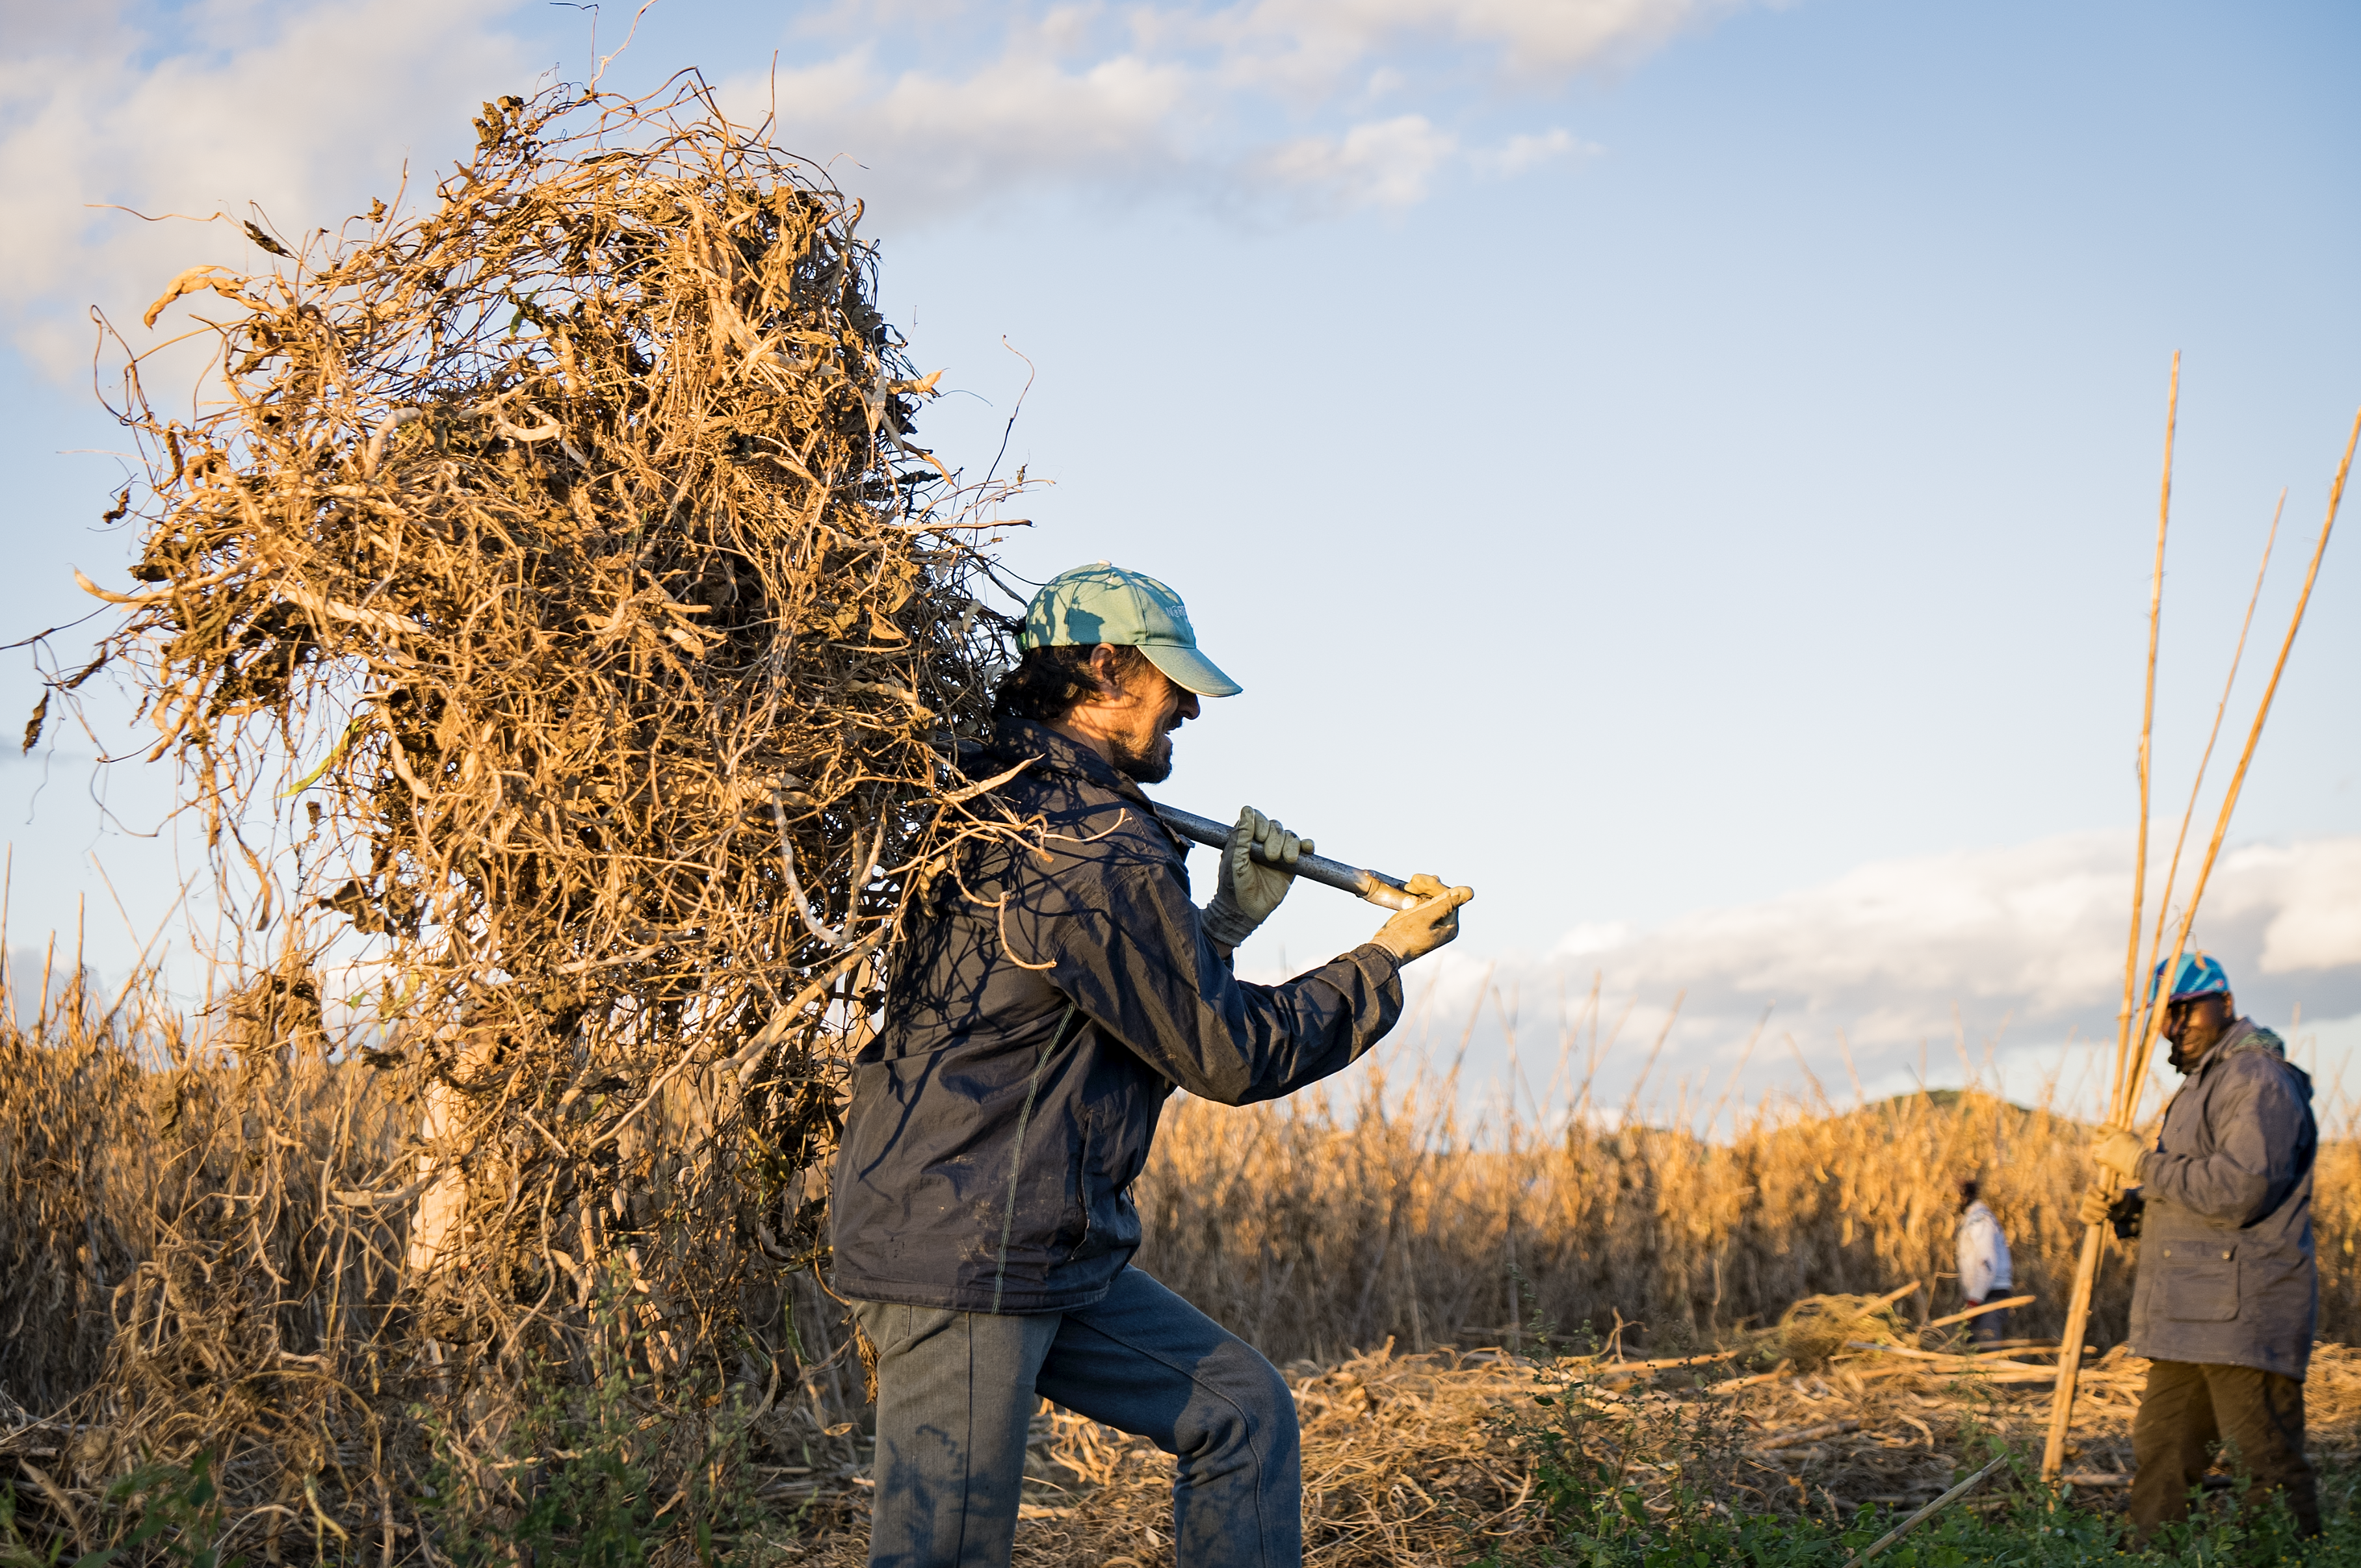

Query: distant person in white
[{"left": 1956, "top": 1177, "right": 2013, "bottom": 1346}]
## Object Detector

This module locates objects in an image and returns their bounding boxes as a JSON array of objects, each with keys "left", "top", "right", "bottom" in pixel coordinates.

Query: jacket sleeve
[
  {"left": 2137, "top": 1060, "right": 2312, "bottom": 1227},
  {"left": 1024, "top": 860, "right": 1404, "bottom": 1104}
]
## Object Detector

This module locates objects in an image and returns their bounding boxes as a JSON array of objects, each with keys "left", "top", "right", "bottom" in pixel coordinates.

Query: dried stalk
[
  {"left": 24, "top": 79, "right": 1034, "bottom": 1548},
  {"left": 2045, "top": 356, "right": 2178, "bottom": 1480},
  {"left": 2046, "top": 400, "right": 2360, "bottom": 1481},
  {"left": 2119, "top": 408, "right": 2358, "bottom": 1105}
]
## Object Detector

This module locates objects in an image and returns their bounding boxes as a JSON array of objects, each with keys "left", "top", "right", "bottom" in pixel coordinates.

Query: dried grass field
[
  {"left": 1136, "top": 1045, "right": 2361, "bottom": 1367},
  {"left": 17, "top": 67, "right": 2358, "bottom": 1567},
  {"left": 6, "top": 960, "right": 2360, "bottom": 1565}
]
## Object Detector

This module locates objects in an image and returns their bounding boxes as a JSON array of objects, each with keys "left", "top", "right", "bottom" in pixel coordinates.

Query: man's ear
[
  {"left": 1075, "top": 644, "right": 1121, "bottom": 702},
  {"left": 1084, "top": 644, "right": 1133, "bottom": 700}
]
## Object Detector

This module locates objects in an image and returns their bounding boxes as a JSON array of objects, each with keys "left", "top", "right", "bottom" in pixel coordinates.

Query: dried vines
[{"left": 31, "top": 79, "right": 1027, "bottom": 1544}]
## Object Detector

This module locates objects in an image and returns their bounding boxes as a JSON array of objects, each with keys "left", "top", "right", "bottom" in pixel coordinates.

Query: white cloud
[
  {"left": 1535, "top": 831, "right": 2361, "bottom": 1039},
  {"left": 2221, "top": 839, "right": 2361, "bottom": 975},
  {"left": 3, "top": 0, "right": 1764, "bottom": 371},
  {"left": 1553, "top": 833, "right": 2126, "bottom": 1021},
  {"left": 752, "top": 45, "right": 1199, "bottom": 212},
  {"left": 0, "top": 0, "right": 528, "bottom": 378},
  {"left": 1160, "top": 0, "right": 1760, "bottom": 101},
  {"left": 1371, "top": 832, "right": 2361, "bottom": 1122},
  {"left": 1470, "top": 126, "right": 1592, "bottom": 177},
  {"left": 1556, "top": 919, "right": 1633, "bottom": 956},
  {"left": 1258, "top": 114, "right": 1459, "bottom": 207},
  {"left": 727, "top": 0, "right": 1754, "bottom": 223}
]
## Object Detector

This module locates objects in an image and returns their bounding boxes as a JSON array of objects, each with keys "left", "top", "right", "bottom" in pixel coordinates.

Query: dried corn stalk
[{"left": 46, "top": 79, "right": 1024, "bottom": 1509}]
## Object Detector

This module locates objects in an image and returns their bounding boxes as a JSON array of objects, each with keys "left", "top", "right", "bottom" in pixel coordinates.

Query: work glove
[
  {"left": 2091, "top": 1124, "right": 2147, "bottom": 1183},
  {"left": 2076, "top": 1185, "right": 2115, "bottom": 1227},
  {"left": 1201, "top": 806, "right": 1307, "bottom": 950},
  {"left": 1370, "top": 874, "right": 1476, "bottom": 964}
]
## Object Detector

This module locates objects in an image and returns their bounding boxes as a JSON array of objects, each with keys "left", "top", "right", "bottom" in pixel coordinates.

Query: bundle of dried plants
[{"left": 23, "top": 77, "right": 1028, "bottom": 1552}]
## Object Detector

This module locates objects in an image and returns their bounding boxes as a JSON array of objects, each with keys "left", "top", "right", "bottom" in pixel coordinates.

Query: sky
[{"left": 1, "top": 0, "right": 2356, "bottom": 1125}]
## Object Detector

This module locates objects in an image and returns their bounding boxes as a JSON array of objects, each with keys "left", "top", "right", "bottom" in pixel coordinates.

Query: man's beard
[{"left": 1108, "top": 729, "right": 1173, "bottom": 785}]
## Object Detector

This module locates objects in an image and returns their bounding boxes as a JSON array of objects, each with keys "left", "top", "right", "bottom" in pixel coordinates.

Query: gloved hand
[
  {"left": 2092, "top": 1124, "right": 2147, "bottom": 1182},
  {"left": 1370, "top": 874, "right": 1475, "bottom": 964},
  {"left": 1201, "top": 806, "right": 1307, "bottom": 950},
  {"left": 2078, "top": 1185, "right": 2115, "bottom": 1227}
]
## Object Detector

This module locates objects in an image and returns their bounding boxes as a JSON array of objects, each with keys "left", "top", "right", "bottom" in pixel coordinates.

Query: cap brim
[{"left": 1140, "top": 642, "right": 1242, "bottom": 698}]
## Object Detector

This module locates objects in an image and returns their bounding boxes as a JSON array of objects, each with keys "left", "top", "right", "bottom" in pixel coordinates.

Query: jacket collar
[
  {"left": 988, "top": 717, "right": 1190, "bottom": 856},
  {"left": 992, "top": 717, "right": 1127, "bottom": 791},
  {"left": 2187, "top": 1015, "right": 2274, "bottom": 1078}
]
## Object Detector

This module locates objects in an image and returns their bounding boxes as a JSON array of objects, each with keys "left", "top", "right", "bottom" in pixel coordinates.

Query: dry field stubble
[
  {"left": 913, "top": 1339, "right": 2361, "bottom": 1568},
  {"left": 942, "top": 1055, "right": 2361, "bottom": 1567},
  {"left": 9, "top": 967, "right": 2359, "bottom": 1563}
]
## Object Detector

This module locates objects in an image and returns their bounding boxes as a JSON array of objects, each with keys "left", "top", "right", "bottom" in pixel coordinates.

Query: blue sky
[{"left": 1, "top": 0, "right": 2355, "bottom": 1117}]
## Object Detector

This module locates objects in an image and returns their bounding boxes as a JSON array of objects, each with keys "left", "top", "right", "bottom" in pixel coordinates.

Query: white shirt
[{"left": 1957, "top": 1199, "right": 2013, "bottom": 1303}]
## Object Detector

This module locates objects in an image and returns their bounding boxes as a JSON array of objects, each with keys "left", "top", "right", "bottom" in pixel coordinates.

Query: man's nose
[{"left": 1179, "top": 693, "right": 1201, "bottom": 722}]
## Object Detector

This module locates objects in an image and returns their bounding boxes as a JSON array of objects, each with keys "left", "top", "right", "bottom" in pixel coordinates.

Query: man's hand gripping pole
[{"left": 1151, "top": 804, "right": 1424, "bottom": 911}]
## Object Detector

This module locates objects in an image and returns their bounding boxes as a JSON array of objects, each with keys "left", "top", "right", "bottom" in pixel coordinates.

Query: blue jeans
[{"left": 850, "top": 1267, "right": 1300, "bottom": 1568}]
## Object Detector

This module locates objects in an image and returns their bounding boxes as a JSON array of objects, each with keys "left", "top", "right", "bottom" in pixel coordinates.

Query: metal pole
[{"left": 1150, "top": 803, "right": 1423, "bottom": 911}]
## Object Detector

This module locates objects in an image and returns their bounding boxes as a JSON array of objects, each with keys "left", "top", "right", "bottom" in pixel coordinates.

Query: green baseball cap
[{"left": 1018, "top": 562, "right": 1242, "bottom": 698}]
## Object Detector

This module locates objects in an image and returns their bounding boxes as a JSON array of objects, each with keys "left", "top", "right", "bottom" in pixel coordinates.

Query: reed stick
[
  {"left": 1842, "top": 1451, "right": 2014, "bottom": 1568},
  {"left": 2044, "top": 402, "right": 2359, "bottom": 1482},
  {"left": 2110, "top": 488, "right": 2286, "bottom": 1119},
  {"left": 2044, "top": 356, "right": 2178, "bottom": 1481},
  {"left": 2122, "top": 409, "right": 2358, "bottom": 1109},
  {"left": 2104, "top": 353, "right": 2175, "bottom": 1125},
  {"left": 2140, "top": 490, "right": 2283, "bottom": 1004}
]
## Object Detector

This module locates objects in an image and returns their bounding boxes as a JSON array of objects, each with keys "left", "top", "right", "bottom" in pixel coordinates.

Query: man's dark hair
[
  {"left": 992, "top": 644, "right": 1147, "bottom": 724},
  {"left": 1957, "top": 1177, "right": 1980, "bottom": 1211}
]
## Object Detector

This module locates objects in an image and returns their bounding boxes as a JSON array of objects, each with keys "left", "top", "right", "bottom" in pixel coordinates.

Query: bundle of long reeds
[
  {"left": 24, "top": 77, "right": 1028, "bottom": 1545},
  {"left": 2042, "top": 366, "right": 2360, "bottom": 1476}
]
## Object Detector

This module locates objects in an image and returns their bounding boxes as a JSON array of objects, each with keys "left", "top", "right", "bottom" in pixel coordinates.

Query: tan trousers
[{"left": 2129, "top": 1359, "right": 2319, "bottom": 1543}]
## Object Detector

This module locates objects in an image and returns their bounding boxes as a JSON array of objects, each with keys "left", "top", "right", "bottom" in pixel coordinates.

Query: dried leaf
[
  {"left": 140, "top": 265, "right": 242, "bottom": 328},
  {"left": 242, "top": 220, "right": 292, "bottom": 257}
]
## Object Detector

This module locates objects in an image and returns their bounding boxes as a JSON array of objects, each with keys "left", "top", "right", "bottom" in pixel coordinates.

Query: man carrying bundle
[
  {"left": 831, "top": 562, "right": 1474, "bottom": 1568},
  {"left": 2082, "top": 953, "right": 2319, "bottom": 1543}
]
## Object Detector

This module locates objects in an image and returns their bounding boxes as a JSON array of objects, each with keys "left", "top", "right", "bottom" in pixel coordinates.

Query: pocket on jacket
[{"left": 2157, "top": 1242, "right": 2239, "bottom": 1322}]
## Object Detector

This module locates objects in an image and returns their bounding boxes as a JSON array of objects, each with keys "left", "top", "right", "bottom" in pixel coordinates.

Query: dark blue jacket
[
  {"left": 2128, "top": 1018, "right": 2317, "bottom": 1379},
  {"left": 829, "top": 719, "right": 1406, "bottom": 1313}
]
